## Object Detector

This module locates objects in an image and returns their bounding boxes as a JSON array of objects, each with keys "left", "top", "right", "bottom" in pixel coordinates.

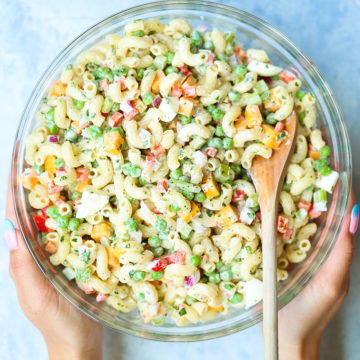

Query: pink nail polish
[
  {"left": 350, "top": 204, "right": 359, "bottom": 235},
  {"left": 3, "top": 219, "right": 18, "bottom": 250}
]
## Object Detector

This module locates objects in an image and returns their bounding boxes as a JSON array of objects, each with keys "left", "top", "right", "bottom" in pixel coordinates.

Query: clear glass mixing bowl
[{"left": 11, "top": 0, "right": 352, "bottom": 341}]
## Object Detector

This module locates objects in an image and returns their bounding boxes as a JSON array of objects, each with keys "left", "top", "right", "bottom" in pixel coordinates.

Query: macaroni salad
[{"left": 21, "top": 19, "right": 339, "bottom": 326}]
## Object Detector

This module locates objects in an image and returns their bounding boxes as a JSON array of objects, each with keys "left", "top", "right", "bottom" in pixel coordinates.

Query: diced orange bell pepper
[
  {"left": 245, "top": 105, "right": 263, "bottom": 128},
  {"left": 208, "top": 303, "right": 224, "bottom": 312},
  {"left": 181, "top": 75, "right": 197, "bottom": 88},
  {"left": 71, "top": 121, "right": 87, "bottom": 134},
  {"left": 308, "top": 144, "right": 321, "bottom": 160},
  {"left": 215, "top": 205, "right": 239, "bottom": 227},
  {"left": 91, "top": 223, "right": 111, "bottom": 242},
  {"left": 234, "top": 115, "right": 247, "bottom": 131},
  {"left": 75, "top": 178, "right": 91, "bottom": 192},
  {"left": 179, "top": 201, "right": 201, "bottom": 223},
  {"left": 201, "top": 174, "right": 220, "bottom": 199},
  {"left": 50, "top": 81, "right": 67, "bottom": 97},
  {"left": 20, "top": 169, "right": 39, "bottom": 190},
  {"left": 133, "top": 98, "right": 147, "bottom": 113},
  {"left": 106, "top": 244, "right": 125, "bottom": 267},
  {"left": 264, "top": 88, "right": 282, "bottom": 112},
  {"left": 178, "top": 97, "right": 194, "bottom": 117},
  {"left": 104, "top": 131, "right": 123, "bottom": 150},
  {"left": 45, "top": 240, "right": 58, "bottom": 254},
  {"left": 44, "top": 155, "right": 57, "bottom": 174},
  {"left": 261, "top": 124, "right": 279, "bottom": 149},
  {"left": 151, "top": 69, "right": 166, "bottom": 93}
]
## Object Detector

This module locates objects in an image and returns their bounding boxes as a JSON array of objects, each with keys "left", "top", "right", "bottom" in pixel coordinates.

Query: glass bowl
[{"left": 11, "top": 0, "right": 352, "bottom": 341}]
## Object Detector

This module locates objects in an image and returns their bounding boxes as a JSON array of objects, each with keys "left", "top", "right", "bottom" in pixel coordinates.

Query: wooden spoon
[{"left": 249, "top": 110, "right": 298, "bottom": 360}]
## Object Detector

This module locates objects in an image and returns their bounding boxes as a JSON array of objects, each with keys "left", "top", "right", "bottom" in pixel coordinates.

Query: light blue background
[{"left": 0, "top": 0, "right": 359, "bottom": 359}]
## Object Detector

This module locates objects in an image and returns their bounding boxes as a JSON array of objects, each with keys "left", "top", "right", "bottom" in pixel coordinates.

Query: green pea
[
  {"left": 111, "top": 102, "right": 120, "bottom": 112},
  {"left": 222, "top": 137, "right": 234, "bottom": 150},
  {"left": 178, "top": 114, "right": 192, "bottom": 125},
  {"left": 179, "top": 175, "right": 190, "bottom": 183},
  {"left": 136, "top": 68, "right": 145, "bottom": 80},
  {"left": 68, "top": 218, "right": 80, "bottom": 232},
  {"left": 151, "top": 270, "right": 163, "bottom": 280},
  {"left": 215, "top": 125, "right": 225, "bottom": 137},
  {"left": 46, "top": 206, "right": 59, "bottom": 219},
  {"left": 170, "top": 169, "right": 182, "bottom": 180},
  {"left": 88, "top": 125, "right": 102, "bottom": 139},
  {"left": 320, "top": 145, "right": 331, "bottom": 157},
  {"left": 190, "top": 254, "right": 201, "bottom": 267},
  {"left": 33, "top": 165, "right": 44, "bottom": 174},
  {"left": 48, "top": 121, "right": 58, "bottom": 135},
  {"left": 220, "top": 269, "right": 233, "bottom": 281},
  {"left": 216, "top": 261, "right": 224, "bottom": 270},
  {"left": 125, "top": 218, "right": 139, "bottom": 232},
  {"left": 155, "top": 219, "right": 167, "bottom": 232},
  {"left": 234, "top": 64, "right": 247, "bottom": 76},
  {"left": 148, "top": 235, "right": 162, "bottom": 248},
  {"left": 170, "top": 203, "right": 181, "bottom": 212},
  {"left": 112, "top": 65, "right": 128, "bottom": 77},
  {"left": 207, "top": 104, "right": 216, "bottom": 114},
  {"left": 319, "top": 165, "right": 332, "bottom": 176},
  {"left": 314, "top": 157, "right": 329, "bottom": 170},
  {"left": 225, "top": 42, "right": 234, "bottom": 56},
  {"left": 208, "top": 137, "right": 223, "bottom": 149},
  {"left": 224, "top": 31, "right": 235, "bottom": 43},
  {"left": 296, "top": 90, "right": 307, "bottom": 100},
  {"left": 153, "top": 247, "right": 164, "bottom": 257},
  {"left": 230, "top": 164, "right": 242, "bottom": 175},
  {"left": 230, "top": 293, "right": 243, "bottom": 304},
  {"left": 46, "top": 108, "right": 55, "bottom": 122},
  {"left": 194, "top": 192, "right": 206, "bottom": 202},
  {"left": 266, "top": 114, "right": 278, "bottom": 125},
  {"left": 190, "top": 30, "right": 203, "bottom": 47},
  {"left": 190, "top": 42, "right": 198, "bottom": 53},
  {"left": 133, "top": 270, "right": 145, "bottom": 281},
  {"left": 217, "top": 53, "right": 229, "bottom": 62},
  {"left": 71, "top": 192, "right": 82, "bottom": 201},
  {"left": 214, "top": 164, "right": 231, "bottom": 183},
  {"left": 166, "top": 52, "right": 174, "bottom": 64},
  {"left": 212, "top": 108, "right": 224, "bottom": 121},
  {"left": 208, "top": 272, "right": 221, "bottom": 284},
  {"left": 74, "top": 100, "right": 85, "bottom": 110},
  {"left": 203, "top": 40, "right": 215, "bottom": 51},
  {"left": 56, "top": 215, "right": 69, "bottom": 228},
  {"left": 138, "top": 177, "right": 147, "bottom": 186},
  {"left": 182, "top": 190, "right": 194, "bottom": 200},
  {"left": 165, "top": 66, "right": 179, "bottom": 75},
  {"left": 147, "top": 64, "right": 158, "bottom": 71},
  {"left": 228, "top": 90, "right": 240, "bottom": 103},
  {"left": 64, "top": 128, "right": 78, "bottom": 142},
  {"left": 54, "top": 158, "right": 65, "bottom": 168},
  {"left": 122, "top": 163, "right": 133, "bottom": 176},
  {"left": 133, "top": 30, "right": 144, "bottom": 37},
  {"left": 130, "top": 165, "right": 141, "bottom": 178}
]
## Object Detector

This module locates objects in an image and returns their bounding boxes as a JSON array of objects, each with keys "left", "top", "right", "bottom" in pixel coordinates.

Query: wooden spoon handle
[{"left": 262, "top": 205, "right": 278, "bottom": 360}]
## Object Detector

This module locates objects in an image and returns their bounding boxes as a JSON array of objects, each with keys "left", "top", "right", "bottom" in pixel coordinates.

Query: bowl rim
[{"left": 11, "top": 0, "right": 352, "bottom": 341}]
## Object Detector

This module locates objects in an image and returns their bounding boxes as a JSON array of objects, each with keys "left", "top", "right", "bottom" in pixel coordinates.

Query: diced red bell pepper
[
  {"left": 171, "top": 85, "right": 183, "bottom": 98},
  {"left": 232, "top": 189, "right": 245, "bottom": 202},
  {"left": 41, "top": 205, "right": 50, "bottom": 218},
  {"left": 277, "top": 215, "right": 289, "bottom": 234},
  {"left": 178, "top": 66, "right": 192, "bottom": 78},
  {"left": 157, "top": 180, "right": 168, "bottom": 193},
  {"left": 44, "top": 240, "right": 57, "bottom": 254},
  {"left": 282, "top": 228, "right": 294, "bottom": 241},
  {"left": 234, "top": 47, "right": 247, "bottom": 62},
  {"left": 184, "top": 85, "right": 197, "bottom": 97},
  {"left": 145, "top": 155, "right": 156, "bottom": 169},
  {"left": 55, "top": 168, "right": 67, "bottom": 177},
  {"left": 83, "top": 283, "right": 95, "bottom": 294},
  {"left": 205, "top": 147, "right": 218, "bottom": 158},
  {"left": 96, "top": 293, "right": 108, "bottom": 302},
  {"left": 152, "top": 259, "right": 167, "bottom": 272},
  {"left": 99, "top": 79, "right": 109, "bottom": 91},
  {"left": 274, "top": 121, "right": 285, "bottom": 133},
  {"left": 109, "top": 112, "right": 124, "bottom": 127},
  {"left": 76, "top": 166, "right": 89, "bottom": 181},
  {"left": 164, "top": 250, "right": 186, "bottom": 265},
  {"left": 33, "top": 214, "right": 50, "bottom": 233},
  {"left": 297, "top": 200, "right": 312, "bottom": 211},
  {"left": 151, "top": 144, "right": 166, "bottom": 157},
  {"left": 279, "top": 70, "right": 296, "bottom": 84},
  {"left": 309, "top": 208, "right": 322, "bottom": 219},
  {"left": 124, "top": 108, "right": 139, "bottom": 120},
  {"left": 48, "top": 181, "right": 64, "bottom": 194}
]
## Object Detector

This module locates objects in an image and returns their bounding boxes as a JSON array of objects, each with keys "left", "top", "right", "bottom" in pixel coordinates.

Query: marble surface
[{"left": 0, "top": 0, "right": 359, "bottom": 359}]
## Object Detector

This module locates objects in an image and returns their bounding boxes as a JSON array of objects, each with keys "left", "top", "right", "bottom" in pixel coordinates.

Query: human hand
[
  {"left": 277, "top": 192, "right": 357, "bottom": 359},
  {"left": 4, "top": 180, "right": 103, "bottom": 360}
]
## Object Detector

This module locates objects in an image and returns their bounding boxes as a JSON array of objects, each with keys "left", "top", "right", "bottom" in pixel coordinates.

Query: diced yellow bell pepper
[
  {"left": 75, "top": 178, "right": 91, "bottom": 192},
  {"left": 261, "top": 124, "right": 279, "bottom": 149},
  {"left": 201, "top": 174, "right": 220, "bottom": 199},
  {"left": 181, "top": 75, "right": 197, "bottom": 88},
  {"left": 20, "top": 169, "right": 39, "bottom": 190},
  {"left": 234, "top": 115, "right": 247, "bottom": 131},
  {"left": 151, "top": 69, "right": 166, "bottom": 93},
  {"left": 50, "top": 81, "right": 67, "bottom": 97},
  {"left": 245, "top": 105, "right": 263, "bottom": 128},
  {"left": 133, "top": 98, "right": 147, "bottom": 113},
  {"left": 264, "top": 88, "right": 282, "bottom": 112},
  {"left": 44, "top": 155, "right": 57, "bottom": 174},
  {"left": 179, "top": 201, "right": 201, "bottom": 223},
  {"left": 104, "top": 131, "right": 123, "bottom": 150},
  {"left": 106, "top": 244, "right": 125, "bottom": 267},
  {"left": 215, "top": 205, "right": 239, "bottom": 227},
  {"left": 178, "top": 97, "right": 195, "bottom": 117},
  {"left": 91, "top": 223, "right": 111, "bottom": 242}
]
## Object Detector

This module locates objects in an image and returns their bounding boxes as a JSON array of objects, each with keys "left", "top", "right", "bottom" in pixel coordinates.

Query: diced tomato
[
  {"left": 164, "top": 250, "right": 186, "bottom": 265},
  {"left": 145, "top": 155, "right": 156, "bottom": 169},
  {"left": 297, "top": 200, "right": 312, "bottom": 211},
  {"left": 205, "top": 52, "right": 215, "bottom": 65},
  {"left": 274, "top": 121, "right": 285, "bottom": 133},
  {"left": 76, "top": 167, "right": 89, "bottom": 182},
  {"left": 205, "top": 147, "right": 218, "bottom": 158},
  {"left": 157, "top": 180, "right": 168, "bottom": 193},
  {"left": 124, "top": 108, "right": 139, "bottom": 120},
  {"left": 232, "top": 189, "right": 245, "bottom": 202},
  {"left": 255, "top": 211, "right": 262, "bottom": 223},
  {"left": 48, "top": 181, "right": 64, "bottom": 194},
  {"left": 45, "top": 240, "right": 57, "bottom": 254},
  {"left": 277, "top": 215, "right": 289, "bottom": 234},
  {"left": 171, "top": 85, "right": 183, "bottom": 98},
  {"left": 83, "top": 283, "right": 95, "bottom": 294},
  {"left": 55, "top": 168, "right": 67, "bottom": 177},
  {"left": 99, "top": 79, "right": 109, "bottom": 91},
  {"left": 152, "top": 259, "right": 167, "bottom": 272},
  {"left": 151, "top": 144, "right": 166, "bottom": 157},
  {"left": 96, "top": 293, "right": 108, "bottom": 302},
  {"left": 234, "top": 47, "right": 247, "bottom": 62},
  {"left": 109, "top": 112, "right": 124, "bottom": 127},
  {"left": 178, "top": 66, "right": 192, "bottom": 78},
  {"left": 309, "top": 208, "right": 322, "bottom": 219},
  {"left": 282, "top": 228, "right": 294, "bottom": 241},
  {"left": 33, "top": 214, "right": 50, "bottom": 233},
  {"left": 41, "top": 205, "right": 50, "bottom": 218},
  {"left": 184, "top": 85, "right": 197, "bottom": 97},
  {"left": 279, "top": 70, "right": 296, "bottom": 84}
]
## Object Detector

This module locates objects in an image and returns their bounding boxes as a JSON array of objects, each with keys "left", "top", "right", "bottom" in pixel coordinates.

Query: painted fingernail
[
  {"left": 349, "top": 204, "right": 359, "bottom": 235},
  {"left": 3, "top": 219, "right": 18, "bottom": 250}
]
